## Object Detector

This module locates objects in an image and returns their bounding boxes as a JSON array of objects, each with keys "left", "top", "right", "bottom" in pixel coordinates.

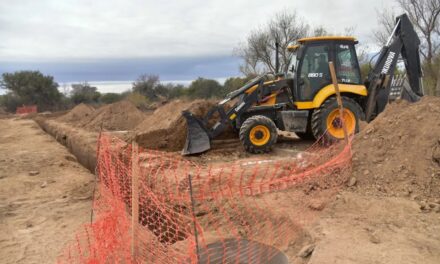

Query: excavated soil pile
[
  {"left": 57, "top": 101, "right": 146, "bottom": 132},
  {"left": 81, "top": 100, "right": 146, "bottom": 131},
  {"left": 57, "top": 103, "right": 95, "bottom": 123},
  {"left": 352, "top": 96, "right": 440, "bottom": 200},
  {"left": 135, "top": 99, "right": 234, "bottom": 151}
]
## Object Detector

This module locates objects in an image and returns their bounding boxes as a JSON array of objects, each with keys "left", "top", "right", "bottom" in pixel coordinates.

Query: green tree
[
  {"left": 154, "top": 83, "right": 172, "bottom": 99},
  {"left": 0, "top": 71, "right": 62, "bottom": 111},
  {"left": 70, "top": 82, "right": 101, "bottom": 104},
  {"left": 186, "top": 78, "right": 223, "bottom": 99},
  {"left": 0, "top": 93, "right": 25, "bottom": 112},
  {"left": 132, "top": 74, "right": 160, "bottom": 100},
  {"left": 222, "top": 76, "right": 253, "bottom": 97},
  {"left": 167, "top": 84, "right": 186, "bottom": 99},
  {"left": 100, "top": 93, "right": 124, "bottom": 104}
]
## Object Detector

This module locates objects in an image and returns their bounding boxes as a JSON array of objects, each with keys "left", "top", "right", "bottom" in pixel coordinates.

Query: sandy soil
[
  {"left": 4, "top": 96, "right": 440, "bottom": 263},
  {"left": 352, "top": 97, "right": 440, "bottom": 200},
  {"left": 0, "top": 119, "right": 94, "bottom": 264},
  {"left": 307, "top": 191, "right": 440, "bottom": 264}
]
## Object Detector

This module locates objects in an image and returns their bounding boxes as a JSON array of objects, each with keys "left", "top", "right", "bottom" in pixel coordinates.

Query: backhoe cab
[{"left": 182, "top": 13, "right": 423, "bottom": 155}]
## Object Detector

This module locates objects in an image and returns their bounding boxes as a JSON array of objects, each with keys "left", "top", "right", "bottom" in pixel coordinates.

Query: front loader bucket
[{"left": 181, "top": 111, "right": 211, "bottom": 155}]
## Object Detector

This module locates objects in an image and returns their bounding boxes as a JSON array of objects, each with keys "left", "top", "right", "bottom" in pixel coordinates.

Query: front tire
[
  {"left": 239, "top": 115, "right": 278, "bottom": 154},
  {"left": 311, "top": 96, "right": 363, "bottom": 143}
]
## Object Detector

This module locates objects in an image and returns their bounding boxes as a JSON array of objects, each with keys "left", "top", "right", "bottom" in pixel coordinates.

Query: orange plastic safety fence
[
  {"left": 58, "top": 133, "right": 352, "bottom": 263},
  {"left": 16, "top": 105, "right": 37, "bottom": 115}
]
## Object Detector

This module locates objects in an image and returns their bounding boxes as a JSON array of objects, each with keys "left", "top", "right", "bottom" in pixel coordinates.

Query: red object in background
[{"left": 16, "top": 105, "right": 37, "bottom": 115}]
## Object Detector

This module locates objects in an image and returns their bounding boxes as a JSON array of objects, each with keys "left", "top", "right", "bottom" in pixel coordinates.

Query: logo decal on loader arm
[{"left": 381, "top": 52, "right": 396, "bottom": 74}]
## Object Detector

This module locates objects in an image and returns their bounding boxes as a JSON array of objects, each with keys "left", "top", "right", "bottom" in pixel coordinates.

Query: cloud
[
  {"left": 1, "top": 56, "right": 242, "bottom": 82},
  {"left": 0, "top": 0, "right": 394, "bottom": 61}
]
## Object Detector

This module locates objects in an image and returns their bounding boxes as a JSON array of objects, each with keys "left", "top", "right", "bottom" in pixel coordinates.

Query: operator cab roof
[
  {"left": 297, "top": 36, "right": 357, "bottom": 43},
  {"left": 288, "top": 36, "right": 358, "bottom": 51}
]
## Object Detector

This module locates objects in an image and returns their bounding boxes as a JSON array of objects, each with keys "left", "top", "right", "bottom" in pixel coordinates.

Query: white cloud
[{"left": 0, "top": 0, "right": 396, "bottom": 61}]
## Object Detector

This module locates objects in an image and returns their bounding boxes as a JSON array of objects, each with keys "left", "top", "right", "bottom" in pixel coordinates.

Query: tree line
[{"left": 0, "top": 71, "right": 252, "bottom": 112}]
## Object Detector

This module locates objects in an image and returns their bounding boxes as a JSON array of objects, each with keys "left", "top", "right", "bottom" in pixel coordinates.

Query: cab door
[{"left": 296, "top": 42, "right": 332, "bottom": 101}]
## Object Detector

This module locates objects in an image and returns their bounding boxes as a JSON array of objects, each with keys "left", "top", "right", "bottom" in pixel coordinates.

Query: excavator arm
[{"left": 365, "top": 13, "right": 424, "bottom": 122}]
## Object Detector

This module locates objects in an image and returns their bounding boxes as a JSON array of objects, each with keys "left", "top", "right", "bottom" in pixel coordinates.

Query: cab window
[
  {"left": 335, "top": 44, "right": 361, "bottom": 84},
  {"left": 298, "top": 44, "right": 331, "bottom": 101}
]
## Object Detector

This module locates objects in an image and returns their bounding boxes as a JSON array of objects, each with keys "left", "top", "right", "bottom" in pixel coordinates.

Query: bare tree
[
  {"left": 312, "top": 25, "right": 329, "bottom": 37},
  {"left": 399, "top": 0, "right": 440, "bottom": 95},
  {"left": 374, "top": 1, "right": 440, "bottom": 62},
  {"left": 373, "top": 8, "right": 398, "bottom": 45},
  {"left": 374, "top": 0, "right": 440, "bottom": 95},
  {"left": 398, "top": 0, "right": 440, "bottom": 64},
  {"left": 235, "top": 10, "right": 309, "bottom": 75}
]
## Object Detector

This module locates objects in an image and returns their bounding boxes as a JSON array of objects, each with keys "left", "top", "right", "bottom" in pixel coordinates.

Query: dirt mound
[
  {"left": 352, "top": 96, "right": 440, "bottom": 200},
  {"left": 135, "top": 99, "right": 219, "bottom": 151},
  {"left": 82, "top": 100, "right": 146, "bottom": 131},
  {"left": 57, "top": 103, "right": 95, "bottom": 123},
  {"left": 56, "top": 101, "right": 146, "bottom": 132}
]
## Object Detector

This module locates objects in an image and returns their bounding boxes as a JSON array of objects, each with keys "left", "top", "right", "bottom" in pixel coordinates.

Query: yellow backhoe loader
[{"left": 182, "top": 14, "right": 424, "bottom": 155}]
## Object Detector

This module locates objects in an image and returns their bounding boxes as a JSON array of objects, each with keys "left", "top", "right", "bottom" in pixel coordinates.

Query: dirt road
[{"left": 0, "top": 119, "right": 94, "bottom": 264}]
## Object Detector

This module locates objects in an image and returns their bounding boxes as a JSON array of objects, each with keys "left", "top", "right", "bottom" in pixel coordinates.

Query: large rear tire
[
  {"left": 311, "top": 96, "right": 363, "bottom": 143},
  {"left": 239, "top": 115, "right": 278, "bottom": 154}
]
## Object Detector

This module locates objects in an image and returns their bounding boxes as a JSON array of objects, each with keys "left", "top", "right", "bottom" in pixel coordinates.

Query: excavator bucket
[{"left": 182, "top": 111, "right": 211, "bottom": 155}]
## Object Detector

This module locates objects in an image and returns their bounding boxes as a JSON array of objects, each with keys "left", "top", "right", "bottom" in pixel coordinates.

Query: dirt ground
[
  {"left": 2, "top": 95, "right": 440, "bottom": 263},
  {"left": 307, "top": 191, "right": 440, "bottom": 264},
  {"left": 0, "top": 119, "right": 94, "bottom": 264},
  {"left": 352, "top": 97, "right": 440, "bottom": 200}
]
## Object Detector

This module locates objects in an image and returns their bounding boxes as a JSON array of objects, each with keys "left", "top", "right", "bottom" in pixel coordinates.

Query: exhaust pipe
[
  {"left": 275, "top": 41, "right": 280, "bottom": 74},
  {"left": 181, "top": 111, "right": 211, "bottom": 155}
]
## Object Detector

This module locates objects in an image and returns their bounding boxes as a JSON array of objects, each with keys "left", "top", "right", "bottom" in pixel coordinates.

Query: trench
[
  {"left": 35, "top": 117, "right": 98, "bottom": 172},
  {"left": 35, "top": 117, "right": 191, "bottom": 245}
]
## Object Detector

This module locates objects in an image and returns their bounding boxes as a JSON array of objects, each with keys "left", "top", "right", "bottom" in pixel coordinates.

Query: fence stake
[
  {"left": 328, "top": 61, "right": 349, "bottom": 145},
  {"left": 131, "top": 141, "right": 139, "bottom": 258},
  {"left": 188, "top": 174, "right": 200, "bottom": 263}
]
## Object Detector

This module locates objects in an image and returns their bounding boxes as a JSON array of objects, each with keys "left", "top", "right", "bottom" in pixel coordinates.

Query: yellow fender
[{"left": 294, "top": 84, "right": 368, "bottom": 109}]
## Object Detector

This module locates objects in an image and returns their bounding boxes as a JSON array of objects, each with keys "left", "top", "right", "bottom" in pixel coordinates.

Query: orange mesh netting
[
  {"left": 58, "top": 132, "right": 353, "bottom": 263},
  {"left": 16, "top": 105, "right": 37, "bottom": 115}
]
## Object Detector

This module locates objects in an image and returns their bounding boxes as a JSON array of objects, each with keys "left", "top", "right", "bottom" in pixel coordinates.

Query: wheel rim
[
  {"left": 249, "top": 125, "right": 270, "bottom": 146},
  {"left": 326, "top": 108, "right": 356, "bottom": 139}
]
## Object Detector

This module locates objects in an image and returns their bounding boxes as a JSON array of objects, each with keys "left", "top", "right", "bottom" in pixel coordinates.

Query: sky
[{"left": 0, "top": 0, "right": 397, "bottom": 91}]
